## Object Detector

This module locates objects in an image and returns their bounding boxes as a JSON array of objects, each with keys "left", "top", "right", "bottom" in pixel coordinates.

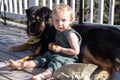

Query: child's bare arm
[{"left": 50, "top": 33, "right": 80, "bottom": 56}]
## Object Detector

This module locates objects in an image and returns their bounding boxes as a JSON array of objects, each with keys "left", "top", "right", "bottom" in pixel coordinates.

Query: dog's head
[
  {"left": 26, "top": 6, "right": 53, "bottom": 37},
  {"left": 26, "top": 6, "right": 40, "bottom": 19}
]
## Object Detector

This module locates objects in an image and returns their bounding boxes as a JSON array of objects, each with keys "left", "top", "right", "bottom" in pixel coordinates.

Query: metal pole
[
  {"left": 79, "top": 0, "right": 84, "bottom": 24},
  {"left": 3, "top": 0, "right": 7, "bottom": 25}
]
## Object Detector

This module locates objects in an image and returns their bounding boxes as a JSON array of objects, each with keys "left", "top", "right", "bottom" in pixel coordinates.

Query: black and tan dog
[
  {"left": 8, "top": 6, "right": 120, "bottom": 80},
  {"left": 8, "top": 6, "right": 56, "bottom": 62}
]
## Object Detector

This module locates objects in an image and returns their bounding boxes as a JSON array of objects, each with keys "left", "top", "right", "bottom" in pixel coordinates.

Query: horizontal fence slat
[{"left": 2, "top": 12, "right": 27, "bottom": 21}]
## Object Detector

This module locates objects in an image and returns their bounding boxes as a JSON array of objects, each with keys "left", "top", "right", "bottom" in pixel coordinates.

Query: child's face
[{"left": 52, "top": 11, "right": 74, "bottom": 32}]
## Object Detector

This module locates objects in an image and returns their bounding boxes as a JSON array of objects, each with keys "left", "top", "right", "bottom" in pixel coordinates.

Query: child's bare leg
[
  {"left": 32, "top": 69, "right": 52, "bottom": 80},
  {"left": 8, "top": 59, "right": 37, "bottom": 70}
]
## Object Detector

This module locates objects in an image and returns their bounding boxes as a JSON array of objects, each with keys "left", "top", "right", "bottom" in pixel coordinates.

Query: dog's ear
[
  {"left": 43, "top": 7, "right": 53, "bottom": 26},
  {"left": 47, "top": 18, "right": 53, "bottom": 26},
  {"left": 35, "top": 7, "right": 53, "bottom": 26},
  {"left": 45, "top": 10, "right": 53, "bottom": 26},
  {"left": 25, "top": 8, "right": 30, "bottom": 18},
  {"left": 26, "top": 6, "right": 40, "bottom": 18}
]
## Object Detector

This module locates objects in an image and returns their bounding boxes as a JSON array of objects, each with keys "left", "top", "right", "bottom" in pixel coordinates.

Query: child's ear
[{"left": 70, "top": 17, "right": 75, "bottom": 24}]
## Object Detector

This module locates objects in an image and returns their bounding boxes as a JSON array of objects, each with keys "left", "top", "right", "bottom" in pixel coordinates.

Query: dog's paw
[
  {"left": 17, "top": 56, "right": 32, "bottom": 62},
  {"left": 94, "top": 70, "right": 109, "bottom": 80},
  {"left": 8, "top": 43, "right": 30, "bottom": 52},
  {"left": 8, "top": 45, "right": 25, "bottom": 52}
]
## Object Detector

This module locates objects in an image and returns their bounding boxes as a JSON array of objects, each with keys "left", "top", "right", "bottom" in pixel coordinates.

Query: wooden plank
[
  {"left": 0, "top": 44, "right": 46, "bottom": 79},
  {"left": 0, "top": 45, "right": 32, "bottom": 61},
  {"left": 0, "top": 49, "right": 33, "bottom": 60},
  {"left": 0, "top": 51, "right": 19, "bottom": 62},
  {"left": 0, "top": 75, "right": 9, "bottom": 80},
  {"left": 0, "top": 25, "right": 28, "bottom": 45},
  {"left": 0, "top": 52, "right": 46, "bottom": 80},
  {"left": 0, "top": 39, "right": 33, "bottom": 59},
  {"left": 0, "top": 23, "right": 33, "bottom": 60},
  {"left": 0, "top": 62, "right": 32, "bottom": 80}
]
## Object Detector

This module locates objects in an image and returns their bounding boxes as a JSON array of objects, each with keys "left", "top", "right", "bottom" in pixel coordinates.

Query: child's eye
[
  {"left": 62, "top": 19, "right": 66, "bottom": 22},
  {"left": 54, "top": 20, "right": 58, "bottom": 22},
  {"left": 55, "top": 20, "right": 58, "bottom": 22}
]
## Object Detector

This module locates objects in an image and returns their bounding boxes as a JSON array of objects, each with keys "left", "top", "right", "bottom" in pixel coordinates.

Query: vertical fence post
[
  {"left": 18, "top": 0, "right": 23, "bottom": 14},
  {"left": 41, "top": 0, "right": 46, "bottom": 6},
  {"left": 71, "top": 0, "right": 75, "bottom": 20},
  {"left": 55, "top": 0, "right": 60, "bottom": 6},
  {"left": 88, "top": 0, "right": 93, "bottom": 23},
  {"left": 24, "top": 0, "right": 28, "bottom": 10},
  {"left": 29, "top": 0, "right": 39, "bottom": 8},
  {"left": 98, "top": 0, "right": 104, "bottom": 24},
  {"left": 3, "top": 0, "right": 6, "bottom": 25},
  {"left": 62, "top": 0, "right": 67, "bottom": 4},
  {"left": 48, "top": 0, "right": 52, "bottom": 10},
  {"left": 108, "top": 0, "right": 115, "bottom": 25}
]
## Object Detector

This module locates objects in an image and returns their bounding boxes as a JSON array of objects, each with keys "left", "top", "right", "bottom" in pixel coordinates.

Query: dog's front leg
[
  {"left": 8, "top": 43, "right": 32, "bottom": 52},
  {"left": 17, "top": 55, "right": 34, "bottom": 62},
  {"left": 94, "top": 70, "right": 109, "bottom": 80},
  {"left": 17, "top": 51, "right": 43, "bottom": 63}
]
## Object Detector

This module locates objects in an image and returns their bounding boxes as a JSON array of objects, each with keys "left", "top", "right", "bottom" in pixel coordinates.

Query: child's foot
[
  {"left": 8, "top": 59, "right": 22, "bottom": 70},
  {"left": 32, "top": 74, "right": 45, "bottom": 80},
  {"left": 32, "top": 69, "right": 52, "bottom": 80}
]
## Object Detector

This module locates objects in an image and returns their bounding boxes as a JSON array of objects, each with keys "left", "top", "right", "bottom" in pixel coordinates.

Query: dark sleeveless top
[{"left": 54, "top": 29, "right": 82, "bottom": 57}]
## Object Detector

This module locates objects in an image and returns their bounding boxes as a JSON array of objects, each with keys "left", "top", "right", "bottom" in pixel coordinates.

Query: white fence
[{"left": 0, "top": 0, "right": 117, "bottom": 25}]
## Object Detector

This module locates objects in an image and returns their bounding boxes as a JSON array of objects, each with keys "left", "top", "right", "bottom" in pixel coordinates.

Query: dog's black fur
[{"left": 73, "top": 24, "right": 120, "bottom": 79}]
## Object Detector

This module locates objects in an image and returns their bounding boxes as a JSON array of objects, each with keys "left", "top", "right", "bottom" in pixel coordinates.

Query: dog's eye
[
  {"left": 36, "top": 16, "right": 40, "bottom": 20},
  {"left": 36, "top": 19, "right": 44, "bottom": 22},
  {"left": 39, "top": 19, "right": 44, "bottom": 21},
  {"left": 32, "top": 15, "right": 35, "bottom": 18},
  {"left": 30, "top": 19, "right": 36, "bottom": 22}
]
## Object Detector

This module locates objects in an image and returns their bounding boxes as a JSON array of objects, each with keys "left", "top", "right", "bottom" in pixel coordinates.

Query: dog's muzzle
[{"left": 28, "top": 21, "right": 42, "bottom": 37}]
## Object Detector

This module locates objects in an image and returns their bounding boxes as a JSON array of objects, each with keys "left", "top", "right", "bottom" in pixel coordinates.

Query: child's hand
[
  {"left": 48, "top": 43, "right": 62, "bottom": 53},
  {"left": 49, "top": 43, "right": 57, "bottom": 50},
  {"left": 52, "top": 45, "right": 62, "bottom": 53}
]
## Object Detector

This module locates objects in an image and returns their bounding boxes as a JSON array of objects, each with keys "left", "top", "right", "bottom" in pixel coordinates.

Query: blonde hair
[{"left": 52, "top": 3, "right": 75, "bottom": 21}]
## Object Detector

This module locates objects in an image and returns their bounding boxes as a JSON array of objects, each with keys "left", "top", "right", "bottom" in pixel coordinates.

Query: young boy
[{"left": 8, "top": 3, "right": 82, "bottom": 80}]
